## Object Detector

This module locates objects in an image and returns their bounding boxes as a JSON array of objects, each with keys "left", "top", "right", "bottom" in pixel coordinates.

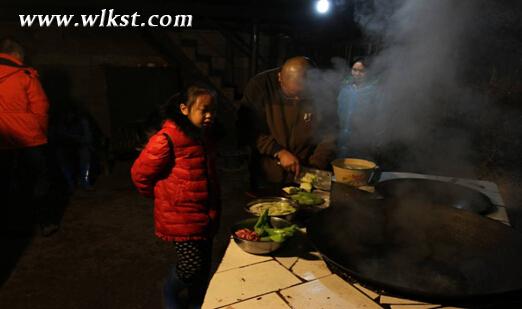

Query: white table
[{"left": 202, "top": 173, "right": 509, "bottom": 309}]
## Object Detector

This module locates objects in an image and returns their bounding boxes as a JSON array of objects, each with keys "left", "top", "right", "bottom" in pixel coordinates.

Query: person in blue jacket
[{"left": 337, "top": 57, "right": 380, "bottom": 159}]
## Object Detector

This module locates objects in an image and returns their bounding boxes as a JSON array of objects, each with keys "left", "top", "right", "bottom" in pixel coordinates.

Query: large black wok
[
  {"left": 375, "top": 178, "right": 495, "bottom": 214},
  {"left": 307, "top": 182, "right": 522, "bottom": 300}
]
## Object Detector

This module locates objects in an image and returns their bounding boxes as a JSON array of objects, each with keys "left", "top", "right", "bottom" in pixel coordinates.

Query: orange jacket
[{"left": 0, "top": 53, "right": 49, "bottom": 149}]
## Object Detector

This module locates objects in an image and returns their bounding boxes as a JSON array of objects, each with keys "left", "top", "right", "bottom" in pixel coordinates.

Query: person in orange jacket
[
  {"left": 0, "top": 37, "right": 58, "bottom": 236},
  {"left": 0, "top": 39, "right": 48, "bottom": 148}
]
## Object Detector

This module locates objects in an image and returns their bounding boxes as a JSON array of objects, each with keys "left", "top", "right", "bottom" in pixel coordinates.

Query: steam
[
  {"left": 306, "top": 0, "right": 503, "bottom": 176},
  {"left": 310, "top": 1, "right": 521, "bottom": 289},
  {"left": 363, "top": 0, "right": 483, "bottom": 175},
  {"left": 361, "top": 1, "right": 476, "bottom": 136}
]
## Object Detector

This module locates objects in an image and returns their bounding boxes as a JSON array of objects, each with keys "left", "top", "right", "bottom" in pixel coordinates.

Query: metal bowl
[
  {"left": 231, "top": 217, "right": 292, "bottom": 255},
  {"left": 245, "top": 197, "right": 299, "bottom": 222}
]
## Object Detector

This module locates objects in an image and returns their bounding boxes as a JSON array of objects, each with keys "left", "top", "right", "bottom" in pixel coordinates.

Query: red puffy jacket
[
  {"left": 0, "top": 53, "right": 49, "bottom": 149},
  {"left": 131, "top": 119, "right": 220, "bottom": 241}
]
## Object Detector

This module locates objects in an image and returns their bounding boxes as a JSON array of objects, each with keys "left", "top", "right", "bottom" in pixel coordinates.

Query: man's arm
[
  {"left": 240, "top": 72, "right": 301, "bottom": 174},
  {"left": 308, "top": 132, "right": 337, "bottom": 170}
]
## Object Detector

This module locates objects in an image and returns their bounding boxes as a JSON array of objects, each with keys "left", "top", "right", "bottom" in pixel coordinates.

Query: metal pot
[
  {"left": 245, "top": 197, "right": 299, "bottom": 222},
  {"left": 231, "top": 217, "right": 292, "bottom": 255},
  {"left": 331, "top": 158, "right": 381, "bottom": 187}
]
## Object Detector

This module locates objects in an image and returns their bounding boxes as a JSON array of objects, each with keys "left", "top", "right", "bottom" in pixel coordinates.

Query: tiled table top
[{"left": 203, "top": 173, "right": 509, "bottom": 309}]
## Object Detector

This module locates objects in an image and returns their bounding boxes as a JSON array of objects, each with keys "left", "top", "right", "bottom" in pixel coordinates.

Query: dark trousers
[
  {"left": 55, "top": 144, "right": 92, "bottom": 190},
  {"left": 0, "top": 145, "right": 55, "bottom": 234},
  {"left": 164, "top": 240, "right": 212, "bottom": 309}
]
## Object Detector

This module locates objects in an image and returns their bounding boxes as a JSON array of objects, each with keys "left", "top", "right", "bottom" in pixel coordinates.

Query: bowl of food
[
  {"left": 246, "top": 197, "right": 299, "bottom": 222},
  {"left": 232, "top": 212, "right": 297, "bottom": 255},
  {"left": 331, "top": 158, "right": 381, "bottom": 187}
]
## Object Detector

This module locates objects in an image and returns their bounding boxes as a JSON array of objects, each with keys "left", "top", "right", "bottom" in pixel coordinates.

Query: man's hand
[{"left": 276, "top": 149, "right": 300, "bottom": 176}]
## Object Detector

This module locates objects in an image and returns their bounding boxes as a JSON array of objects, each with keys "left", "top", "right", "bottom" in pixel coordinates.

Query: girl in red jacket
[{"left": 131, "top": 84, "right": 220, "bottom": 309}]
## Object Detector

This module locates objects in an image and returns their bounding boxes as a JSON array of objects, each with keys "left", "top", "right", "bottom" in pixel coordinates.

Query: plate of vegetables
[
  {"left": 288, "top": 191, "right": 325, "bottom": 206},
  {"left": 282, "top": 172, "right": 326, "bottom": 207}
]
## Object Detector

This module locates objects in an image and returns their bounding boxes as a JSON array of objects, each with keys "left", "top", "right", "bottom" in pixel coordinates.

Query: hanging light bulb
[{"left": 316, "top": 0, "right": 331, "bottom": 14}]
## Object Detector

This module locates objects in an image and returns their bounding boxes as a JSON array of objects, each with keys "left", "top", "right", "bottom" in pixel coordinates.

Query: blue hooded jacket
[{"left": 336, "top": 77, "right": 379, "bottom": 156}]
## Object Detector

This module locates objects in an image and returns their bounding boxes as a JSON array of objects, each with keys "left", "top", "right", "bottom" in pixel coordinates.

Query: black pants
[
  {"left": 0, "top": 145, "right": 55, "bottom": 233},
  {"left": 164, "top": 240, "right": 212, "bottom": 308}
]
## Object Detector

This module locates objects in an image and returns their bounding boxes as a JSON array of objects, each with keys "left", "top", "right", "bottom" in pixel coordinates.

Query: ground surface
[
  {"left": 0, "top": 161, "right": 251, "bottom": 309},
  {"left": 0, "top": 161, "right": 521, "bottom": 309}
]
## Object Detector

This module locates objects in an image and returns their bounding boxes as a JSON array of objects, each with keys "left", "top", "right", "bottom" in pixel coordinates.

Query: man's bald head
[{"left": 278, "top": 56, "right": 314, "bottom": 100}]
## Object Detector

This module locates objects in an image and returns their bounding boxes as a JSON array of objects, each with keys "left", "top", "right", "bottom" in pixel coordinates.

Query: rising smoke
[
  {"left": 307, "top": 0, "right": 510, "bottom": 176},
  {"left": 302, "top": 0, "right": 522, "bottom": 177},
  {"left": 360, "top": 0, "right": 482, "bottom": 175},
  {"left": 310, "top": 0, "right": 522, "bottom": 289}
]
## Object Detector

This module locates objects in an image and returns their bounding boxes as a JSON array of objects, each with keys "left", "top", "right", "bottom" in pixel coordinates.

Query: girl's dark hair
[
  {"left": 350, "top": 56, "right": 368, "bottom": 68},
  {"left": 160, "top": 83, "right": 217, "bottom": 140},
  {"left": 162, "top": 84, "right": 216, "bottom": 118}
]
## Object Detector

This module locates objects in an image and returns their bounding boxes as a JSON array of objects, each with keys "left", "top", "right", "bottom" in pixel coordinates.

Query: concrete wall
[
  {"left": 1, "top": 22, "right": 170, "bottom": 137},
  {"left": 1, "top": 23, "right": 279, "bottom": 144}
]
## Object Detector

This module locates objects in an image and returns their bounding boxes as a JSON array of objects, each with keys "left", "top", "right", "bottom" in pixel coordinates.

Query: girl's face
[
  {"left": 180, "top": 94, "right": 215, "bottom": 128},
  {"left": 351, "top": 61, "right": 366, "bottom": 81}
]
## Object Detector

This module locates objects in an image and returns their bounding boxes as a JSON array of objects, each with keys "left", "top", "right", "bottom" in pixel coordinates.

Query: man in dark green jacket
[{"left": 241, "top": 56, "right": 337, "bottom": 187}]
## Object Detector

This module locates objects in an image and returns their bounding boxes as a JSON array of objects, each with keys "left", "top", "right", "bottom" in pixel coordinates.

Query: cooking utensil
[
  {"left": 375, "top": 178, "right": 495, "bottom": 214},
  {"left": 231, "top": 217, "right": 292, "bottom": 255},
  {"left": 307, "top": 182, "right": 522, "bottom": 300}
]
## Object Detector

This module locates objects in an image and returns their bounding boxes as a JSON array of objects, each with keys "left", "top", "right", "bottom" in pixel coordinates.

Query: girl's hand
[{"left": 276, "top": 150, "right": 300, "bottom": 176}]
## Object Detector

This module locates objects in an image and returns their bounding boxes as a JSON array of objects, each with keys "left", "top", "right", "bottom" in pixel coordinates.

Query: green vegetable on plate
[
  {"left": 253, "top": 209, "right": 298, "bottom": 243},
  {"left": 290, "top": 192, "right": 324, "bottom": 206}
]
